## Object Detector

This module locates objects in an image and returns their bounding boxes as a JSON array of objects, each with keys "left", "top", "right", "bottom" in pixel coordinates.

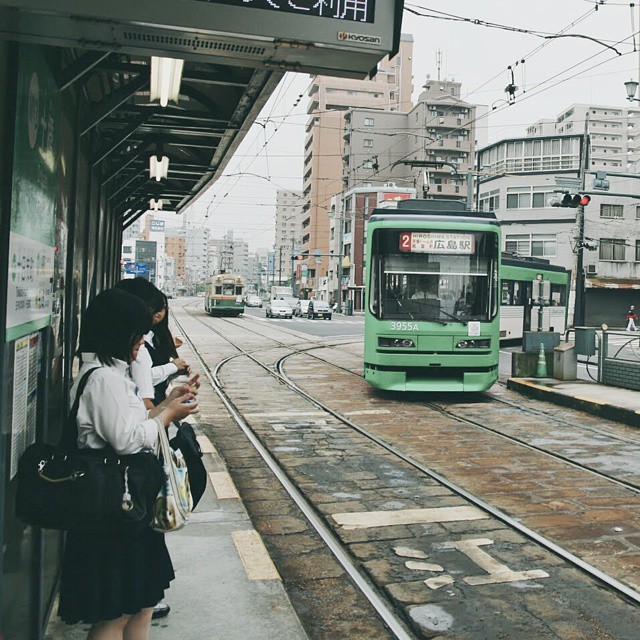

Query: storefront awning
[{"left": 586, "top": 277, "right": 640, "bottom": 290}]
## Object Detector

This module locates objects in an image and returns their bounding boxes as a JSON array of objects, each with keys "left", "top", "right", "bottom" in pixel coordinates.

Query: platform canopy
[
  {"left": 66, "top": 52, "right": 283, "bottom": 227},
  {"left": 0, "top": 0, "right": 404, "bottom": 227}
]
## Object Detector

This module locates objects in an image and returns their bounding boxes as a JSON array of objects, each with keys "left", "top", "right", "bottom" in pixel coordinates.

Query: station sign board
[
  {"left": 0, "top": 0, "right": 403, "bottom": 78},
  {"left": 150, "top": 219, "right": 166, "bottom": 232}
]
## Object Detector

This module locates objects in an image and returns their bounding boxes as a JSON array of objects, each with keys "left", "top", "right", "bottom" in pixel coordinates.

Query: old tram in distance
[
  {"left": 364, "top": 200, "right": 501, "bottom": 392},
  {"left": 205, "top": 273, "right": 245, "bottom": 316}
]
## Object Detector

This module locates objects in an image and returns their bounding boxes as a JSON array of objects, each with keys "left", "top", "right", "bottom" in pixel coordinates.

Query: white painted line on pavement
[
  {"left": 332, "top": 506, "right": 488, "bottom": 529},
  {"left": 232, "top": 530, "right": 281, "bottom": 581},
  {"left": 197, "top": 435, "right": 217, "bottom": 454},
  {"left": 208, "top": 471, "right": 240, "bottom": 500},
  {"left": 345, "top": 409, "right": 392, "bottom": 416}
]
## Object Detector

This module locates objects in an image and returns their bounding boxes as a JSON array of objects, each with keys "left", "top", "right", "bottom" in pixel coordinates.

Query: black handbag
[
  {"left": 16, "top": 368, "right": 164, "bottom": 534},
  {"left": 170, "top": 421, "right": 206, "bottom": 509}
]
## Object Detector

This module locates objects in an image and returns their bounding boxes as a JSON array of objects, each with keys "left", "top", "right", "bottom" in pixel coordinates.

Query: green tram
[
  {"left": 364, "top": 200, "right": 501, "bottom": 392},
  {"left": 204, "top": 273, "right": 245, "bottom": 316}
]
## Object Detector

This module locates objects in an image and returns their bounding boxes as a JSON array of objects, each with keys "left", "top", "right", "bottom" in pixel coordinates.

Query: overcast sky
[{"left": 156, "top": 0, "right": 640, "bottom": 250}]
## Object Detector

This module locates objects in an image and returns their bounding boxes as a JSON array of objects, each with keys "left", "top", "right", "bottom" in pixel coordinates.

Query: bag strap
[{"left": 60, "top": 367, "right": 102, "bottom": 450}]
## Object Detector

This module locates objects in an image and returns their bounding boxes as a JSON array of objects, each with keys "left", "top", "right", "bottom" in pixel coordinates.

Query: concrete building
[
  {"left": 165, "top": 228, "right": 187, "bottom": 292},
  {"left": 209, "top": 230, "right": 249, "bottom": 281},
  {"left": 274, "top": 189, "right": 304, "bottom": 284},
  {"left": 341, "top": 78, "right": 484, "bottom": 202},
  {"left": 300, "top": 34, "right": 414, "bottom": 297},
  {"left": 527, "top": 104, "right": 640, "bottom": 173},
  {"left": 478, "top": 133, "right": 640, "bottom": 326}
]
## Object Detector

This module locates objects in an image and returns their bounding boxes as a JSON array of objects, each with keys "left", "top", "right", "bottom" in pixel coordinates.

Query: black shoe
[{"left": 152, "top": 603, "right": 171, "bottom": 619}]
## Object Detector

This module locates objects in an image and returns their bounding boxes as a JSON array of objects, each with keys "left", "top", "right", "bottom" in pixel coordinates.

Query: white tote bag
[{"left": 151, "top": 420, "right": 193, "bottom": 532}]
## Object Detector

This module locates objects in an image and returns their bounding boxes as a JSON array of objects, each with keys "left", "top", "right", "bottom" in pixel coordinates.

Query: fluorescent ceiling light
[
  {"left": 149, "top": 154, "right": 169, "bottom": 181},
  {"left": 150, "top": 56, "right": 184, "bottom": 107},
  {"left": 149, "top": 198, "right": 164, "bottom": 211}
]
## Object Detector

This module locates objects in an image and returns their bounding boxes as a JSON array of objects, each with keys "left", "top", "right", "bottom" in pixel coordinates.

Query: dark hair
[
  {"left": 79, "top": 289, "right": 152, "bottom": 365},
  {"left": 115, "top": 277, "right": 165, "bottom": 314},
  {"left": 153, "top": 292, "right": 179, "bottom": 360}
]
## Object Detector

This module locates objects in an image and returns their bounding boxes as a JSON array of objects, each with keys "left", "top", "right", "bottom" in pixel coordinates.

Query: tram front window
[{"left": 370, "top": 230, "right": 499, "bottom": 323}]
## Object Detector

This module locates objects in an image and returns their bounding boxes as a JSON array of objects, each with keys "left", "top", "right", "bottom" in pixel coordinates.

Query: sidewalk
[
  {"left": 44, "top": 418, "right": 308, "bottom": 640},
  {"left": 508, "top": 377, "right": 640, "bottom": 427}
]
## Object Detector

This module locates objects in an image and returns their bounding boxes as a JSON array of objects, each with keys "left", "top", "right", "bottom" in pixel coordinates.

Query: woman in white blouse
[{"left": 58, "top": 288, "right": 198, "bottom": 640}]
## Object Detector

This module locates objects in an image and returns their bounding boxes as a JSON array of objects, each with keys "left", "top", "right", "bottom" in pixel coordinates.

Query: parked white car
[
  {"left": 293, "top": 300, "right": 310, "bottom": 317},
  {"left": 245, "top": 295, "right": 263, "bottom": 307}
]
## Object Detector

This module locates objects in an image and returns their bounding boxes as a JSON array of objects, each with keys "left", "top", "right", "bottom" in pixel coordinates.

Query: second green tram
[{"left": 364, "top": 200, "right": 501, "bottom": 392}]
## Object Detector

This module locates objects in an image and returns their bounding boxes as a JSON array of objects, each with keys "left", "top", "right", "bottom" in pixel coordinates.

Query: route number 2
[{"left": 391, "top": 321, "right": 419, "bottom": 331}]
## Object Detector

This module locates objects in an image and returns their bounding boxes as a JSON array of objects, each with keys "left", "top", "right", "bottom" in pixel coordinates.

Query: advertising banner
[{"left": 6, "top": 45, "right": 59, "bottom": 341}]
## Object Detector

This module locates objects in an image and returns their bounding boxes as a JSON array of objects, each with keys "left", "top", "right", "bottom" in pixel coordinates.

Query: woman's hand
[
  {"left": 162, "top": 394, "right": 199, "bottom": 424},
  {"left": 172, "top": 357, "right": 189, "bottom": 374},
  {"left": 165, "top": 383, "right": 196, "bottom": 404},
  {"left": 186, "top": 373, "right": 200, "bottom": 391}
]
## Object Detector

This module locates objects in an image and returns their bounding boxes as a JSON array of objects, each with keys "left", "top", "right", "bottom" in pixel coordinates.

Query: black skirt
[{"left": 58, "top": 527, "right": 174, "bottom": 624}]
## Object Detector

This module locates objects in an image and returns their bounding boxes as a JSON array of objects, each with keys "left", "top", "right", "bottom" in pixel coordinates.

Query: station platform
[
  {"left": 44, "top": 415, "right": 308, "bottom": 640},
  {"left": 508, "top": 377, "right": 640, "bottom": 427}
]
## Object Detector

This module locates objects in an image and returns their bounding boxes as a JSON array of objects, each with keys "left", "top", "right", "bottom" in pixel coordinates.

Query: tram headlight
[
  {"left": 456, "top": 339, "right": 491, "bottom": 349},
  {"left": 378, "top": 337, "right": 415, "bottom": 348}
]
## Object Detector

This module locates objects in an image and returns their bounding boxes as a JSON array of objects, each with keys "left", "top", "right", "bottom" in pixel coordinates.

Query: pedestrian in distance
[
  {"left": 57, "top": 288, "right": 198, "bottom": 640},
  {"left": 626, "top": 305, "right": 638, "bottom": 331}
]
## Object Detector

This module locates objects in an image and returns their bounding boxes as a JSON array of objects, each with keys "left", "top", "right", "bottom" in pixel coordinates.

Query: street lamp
[{"left": 624, "top": 79, "right": 640, "bottom": 102}]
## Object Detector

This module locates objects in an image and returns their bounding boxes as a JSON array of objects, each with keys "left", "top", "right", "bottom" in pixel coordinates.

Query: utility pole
[
  {"left": 336, "top": 213, "right": 344, "bottom": 314},
  {"left": 574, "top": 122, "right": 590, "bottom": 327},
  {"left": 290, "top": 237, "right": 296, "bottom": 294},
  {"left": 278, "top": 246, "right": 283, "bottom": 284}
]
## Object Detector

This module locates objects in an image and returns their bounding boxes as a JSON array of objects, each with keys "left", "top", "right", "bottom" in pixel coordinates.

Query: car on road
[
  {"left": 266, "top": 299, "right": 293, "bottom": 319},
  {"left": 307, "top": 300, "right": 332, "bottom": 320},
  {"left": 293, "top": 299, "right": 310, "bottom": 317},
  {"left": 245, "top": 294, "right": 263, "bottom": 308}
]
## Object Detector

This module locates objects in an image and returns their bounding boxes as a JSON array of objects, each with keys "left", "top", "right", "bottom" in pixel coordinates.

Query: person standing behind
[
  {"left": 116, "top": 279, "right": 189, "bottom": 410},
  {"left": 58, "top": 288, "right": 198, "bottom": 639},
  {"left": 626, "top": 305, "right": 638, "bottom": 331}
]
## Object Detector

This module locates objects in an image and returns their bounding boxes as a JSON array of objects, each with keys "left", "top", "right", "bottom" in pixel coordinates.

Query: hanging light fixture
[
  {"left": 150, "top": 57, "right": 185, "bottom": 107},
  {"left": 149, "top": 144, "right": 169, "bottom": 181},
  {"left": 149, "top": 198, "right": 164, "bottom": 211}
]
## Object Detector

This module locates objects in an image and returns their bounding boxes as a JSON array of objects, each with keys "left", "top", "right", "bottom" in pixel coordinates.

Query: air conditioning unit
[
  {"left": 586, "top": 264, "right": 597, "bottom": 275},
  {"left": 384, "top": 182, "right": 396, "bottom": 187}
]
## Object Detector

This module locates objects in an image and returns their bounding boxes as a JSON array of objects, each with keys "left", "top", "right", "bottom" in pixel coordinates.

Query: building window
[
  {"left": 364, "top": 117, "right": 375, "bottom": 126},
  {"left": 599, "top": 239, "right": 626, "bottom": 261},
  {"left": 122, "top": 246, "right": 132, "bottom": 254},
  {"left": 504, "top": 233, "right": 556, "bottom": 258},
  {"left": 635, "top": 205, "right": 640, "bottom": 219},
  {"left": 636, "top": 240, "right": 640, "bottom": 262},
  {"left": 506, "top": 192, "right": 532, "bottom": 209},
  {"left": 363, "top": 160, "right": 373, "bottom": 168},
  {"left": 600, "top": 204, "right": 624, "bottom": 218},
  {"left": 364, "top": 139, "right": 374, "bottom": 148}
]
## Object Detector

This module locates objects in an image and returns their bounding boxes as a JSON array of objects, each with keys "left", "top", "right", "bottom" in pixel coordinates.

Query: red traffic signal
[{"left": 550, "top": 192, "right": 591, "bottom": 208}]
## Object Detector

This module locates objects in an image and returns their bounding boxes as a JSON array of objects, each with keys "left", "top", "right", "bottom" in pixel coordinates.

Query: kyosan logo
[{"left": 337, "top": 32, "right": 382, "bottom": 45}]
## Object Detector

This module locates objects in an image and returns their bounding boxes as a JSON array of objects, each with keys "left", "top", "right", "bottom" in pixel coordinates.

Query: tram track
[{"left": 172, "top": 302, "right": 640, "bottom": 636}]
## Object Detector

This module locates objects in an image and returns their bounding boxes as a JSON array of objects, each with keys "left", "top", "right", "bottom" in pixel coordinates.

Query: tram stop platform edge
[{"left": 507, "top": 377, "right": 640, "bottom": 428}]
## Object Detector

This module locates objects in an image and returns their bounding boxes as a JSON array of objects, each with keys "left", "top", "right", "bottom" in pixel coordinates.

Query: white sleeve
[
  {"left": 80, "top": 374, "right": 158, "bottom": 455},
  {"left": 129, "top": 344, "right": 155, "bottom": 399},
  {"left": 151, "top": 362, "right": 178, "bottom": 386}
]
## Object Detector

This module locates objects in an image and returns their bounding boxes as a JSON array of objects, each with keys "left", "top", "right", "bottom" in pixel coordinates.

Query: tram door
[{"left": 522, "top": 281, "right": 534, "bottom": 332}]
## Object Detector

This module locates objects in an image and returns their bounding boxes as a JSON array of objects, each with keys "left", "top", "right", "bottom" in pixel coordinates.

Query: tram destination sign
[
  {"left": 399, "top": 232, "right": 475, "bottom": 255},
  {"left": 197, "top": 0, "right": 375, "bottom": 24}
]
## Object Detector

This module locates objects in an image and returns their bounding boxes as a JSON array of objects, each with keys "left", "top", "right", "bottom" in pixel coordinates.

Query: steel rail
[
  {"left": 273, "top": 354, "right": 640, "bottom": 608},
  {"left": 171, "top": 308, "right": 415, "bottom": 640},
  {"left": 176, "top": 301, "right": 640, "bottom": 607}
]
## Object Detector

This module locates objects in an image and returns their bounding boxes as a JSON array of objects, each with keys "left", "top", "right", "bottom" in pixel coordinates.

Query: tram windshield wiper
[{"left": 413, "top": 300, "right": 468, "bottom": 326}]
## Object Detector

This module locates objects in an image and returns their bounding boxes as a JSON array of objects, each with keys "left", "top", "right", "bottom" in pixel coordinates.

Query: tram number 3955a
[{"left": 390, "top": 322, "right": 419, "bottom": 331}]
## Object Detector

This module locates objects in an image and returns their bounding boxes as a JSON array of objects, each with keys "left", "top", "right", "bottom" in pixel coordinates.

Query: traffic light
[{"left": 549, "top": 192, "right": 591, "bottom": 208}]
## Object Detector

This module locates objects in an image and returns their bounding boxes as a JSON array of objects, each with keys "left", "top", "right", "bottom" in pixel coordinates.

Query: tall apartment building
[
  {"left": 527, "top": 104, "right": 640, "bottom": 173},
  {"left": 165, "top": 229, "right": 186, "bottom": 289},
  {"left": 274, "top": 189, "right": 303, "bottom": 283},
  {"left": 342, "top": 79, "right": 484, "bottom": 199},
  {"left": 299, "top": 34, "right": 414, "bottom": 297}
]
